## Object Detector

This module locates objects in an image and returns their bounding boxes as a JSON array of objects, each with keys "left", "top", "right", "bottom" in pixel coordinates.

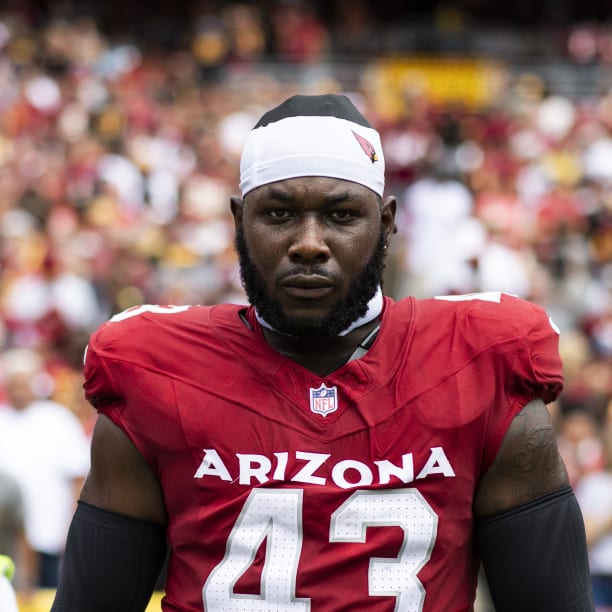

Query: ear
[
  {"left": 230, "top": 195, "right": 244, "bottom": 230},
  {"left": 380, "top": 195, "right": 397, "bottom": 245}
]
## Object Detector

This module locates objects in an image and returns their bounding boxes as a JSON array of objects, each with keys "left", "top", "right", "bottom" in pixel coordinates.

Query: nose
[{"left": 287, "top": 215, "right": 331, "bottom": 263}]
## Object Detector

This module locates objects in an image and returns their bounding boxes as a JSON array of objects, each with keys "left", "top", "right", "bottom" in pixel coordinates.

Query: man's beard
[{"left": 235, "top": 227, "right": 387, "bottom": 337}]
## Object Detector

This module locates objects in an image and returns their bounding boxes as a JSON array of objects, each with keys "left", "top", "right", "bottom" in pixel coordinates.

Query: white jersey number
[
  {"left": 203, "top": 489, "right": 309, "bottom": 611},
  {"left": 203, "top": 488, "right": 438, "bottom": 611},
  {"left": 109, "top": 304, "right": 190, "bottom": 322}
]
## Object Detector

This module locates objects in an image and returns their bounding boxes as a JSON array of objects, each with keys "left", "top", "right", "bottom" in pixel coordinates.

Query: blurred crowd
[{"left": 0, "top": 0, "right": 609, "bottom": 608}]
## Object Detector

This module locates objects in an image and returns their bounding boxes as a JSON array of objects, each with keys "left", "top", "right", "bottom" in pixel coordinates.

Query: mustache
[{"left": 277, "top": 267, "right": 338, "bottom": 282}]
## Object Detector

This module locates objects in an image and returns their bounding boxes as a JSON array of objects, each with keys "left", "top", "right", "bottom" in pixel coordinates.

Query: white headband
[{"left": 239, "top": 115, "right": 385, "bottom": 197}]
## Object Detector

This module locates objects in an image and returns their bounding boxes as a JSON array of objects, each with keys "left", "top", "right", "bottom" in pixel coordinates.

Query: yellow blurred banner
[
  {"left": 17, "top": 589, "right": 164, "bottom": 611},
  {"left": 367, "top": 57, "right": 508, "bottom": 120}
]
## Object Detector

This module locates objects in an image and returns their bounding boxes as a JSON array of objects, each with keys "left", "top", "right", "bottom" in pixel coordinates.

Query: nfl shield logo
[{"left": 309, "top": 384, "right": 338, "bottom": 417}]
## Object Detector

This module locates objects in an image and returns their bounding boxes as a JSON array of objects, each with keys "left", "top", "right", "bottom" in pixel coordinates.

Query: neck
[{"left": 263, "top": 317, "right": 381, "bottom": 377}]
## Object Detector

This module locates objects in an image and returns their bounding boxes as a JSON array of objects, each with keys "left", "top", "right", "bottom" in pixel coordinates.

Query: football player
[{"left": 52, "top": 94, "right": 594, "bottom": 611}]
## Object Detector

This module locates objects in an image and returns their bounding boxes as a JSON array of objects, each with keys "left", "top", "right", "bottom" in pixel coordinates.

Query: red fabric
[{"left": 84, "top": 294, "right": 563, "bottom": 611}]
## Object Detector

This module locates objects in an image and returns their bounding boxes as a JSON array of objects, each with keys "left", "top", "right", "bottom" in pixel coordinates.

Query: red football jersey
[{"left": 83, "top": 292, "right": 563, "bottom": 612}]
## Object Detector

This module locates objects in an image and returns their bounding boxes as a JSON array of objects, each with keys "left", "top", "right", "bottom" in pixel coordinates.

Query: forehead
[{"left": 245, "top": 176, "right": 380, "bottom": 206}]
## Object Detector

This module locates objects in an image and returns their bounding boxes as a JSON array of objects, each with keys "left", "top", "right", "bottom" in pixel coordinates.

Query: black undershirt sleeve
[
  {"left": 51, "top": 501, "right": 167, "bottom": 612},
  {"left": 477, "top": 486, "right": 594, "bottom": 612}
]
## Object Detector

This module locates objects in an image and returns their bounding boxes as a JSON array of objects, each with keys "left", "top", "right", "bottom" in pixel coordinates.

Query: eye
[
  {"left": 265, "top": 208, "right": 294, "bottom": 220},
  {"left": 328, "top": 209, "right": 357, "bottom": 222}
]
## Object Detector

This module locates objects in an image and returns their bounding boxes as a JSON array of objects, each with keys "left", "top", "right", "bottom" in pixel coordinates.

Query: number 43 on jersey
[{"left": 203, "top": 487, "right": 438, "bottom": 611}]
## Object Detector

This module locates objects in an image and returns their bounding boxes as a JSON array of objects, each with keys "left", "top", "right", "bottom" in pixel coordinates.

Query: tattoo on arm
[
  {"left": 474, "top": 400, "right": 569, "bottom": 518},
  {"left": 513, "top": 421, "right": 559, "bottom": 475}
]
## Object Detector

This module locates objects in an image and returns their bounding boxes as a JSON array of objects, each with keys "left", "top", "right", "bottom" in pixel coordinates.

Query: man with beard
[{"left": 52, "top": 94, "right": 593, "bottom": 611}]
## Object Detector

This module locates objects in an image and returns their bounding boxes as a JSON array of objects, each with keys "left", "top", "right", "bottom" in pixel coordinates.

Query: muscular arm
[
  {"left": 52, "top": 416, "right": 167, "bottom": 612},
  {"left": 474, "top": 399, "right": 594, "bottom": 611},
  {"left": 474, "top": 398, "right": 568, "bottom": 518},
  {"left": 80, "top": 414, "right": 167, "bottom": 524}
]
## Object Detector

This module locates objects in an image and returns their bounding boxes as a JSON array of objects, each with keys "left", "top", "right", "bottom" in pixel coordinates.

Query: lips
[{"left": 280, "top": 274, "right": 334, "bottom": 299}]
